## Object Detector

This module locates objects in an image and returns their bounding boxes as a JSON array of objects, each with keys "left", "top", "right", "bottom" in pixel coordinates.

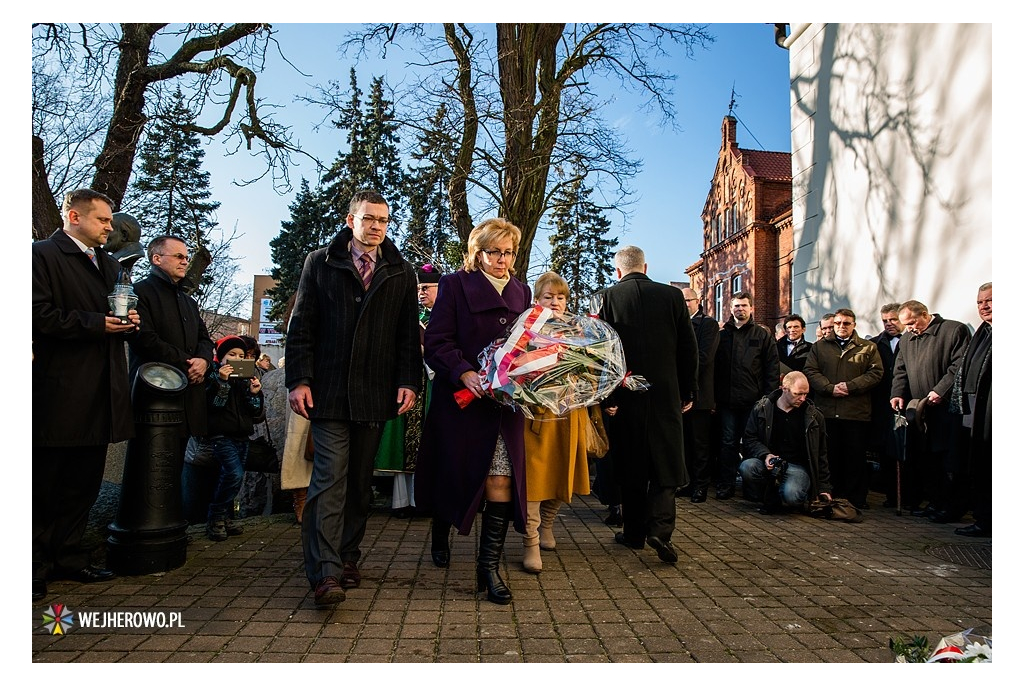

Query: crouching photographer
[{"left": 739, "top": 371, "right": 832, "bottom": 514}]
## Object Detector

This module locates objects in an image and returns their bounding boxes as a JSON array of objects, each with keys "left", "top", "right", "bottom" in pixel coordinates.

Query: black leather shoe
[
  {"left": 675, "top": 485, "right": 692, "bottom": 498},
  {"left": 65, "top": 566, "right": 115, "bottom": 583},
  {"left": 33, "top": 579, "right": 47, "bottom": 601},
  {"left": 430, "top": 518, "right": 451, "bottom": 568},
  {"left": 929, "top": 510, "right": 964, "bottom": 524},
  {"left": 691, "top": 487, "right": 707, "bottom": 503},
  {"left": 910, "top": 505, "right": 936, "bottom": 518},
  {"left": 955, "top": 524, "right": 990, "bottom": 537},
  {"left": 614, "top": 532, "right": 644, "bottom": 549},
  {"left": 715, "top": 486, "right": 735, "bottom": 500},
  {"left": 604, "top": 506, "right": 623, "bottom": 527},
  {"left": 646, "top": 536, "right": 678, "bottom": 563}
]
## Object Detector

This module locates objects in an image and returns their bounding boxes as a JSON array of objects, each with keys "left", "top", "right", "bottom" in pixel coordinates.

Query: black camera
[{"left": 767, "top": 456, "right": 788, "bottom": 480}]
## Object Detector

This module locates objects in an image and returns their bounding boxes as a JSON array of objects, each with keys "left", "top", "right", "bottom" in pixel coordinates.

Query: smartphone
[{"left": 228, "top": 359, "right": 256, "bottom": 379}]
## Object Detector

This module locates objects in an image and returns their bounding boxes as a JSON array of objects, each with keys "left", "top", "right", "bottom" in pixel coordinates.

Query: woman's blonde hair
[
  {"left": 463, "top": 218, "right": 522, "bottom": 274},
  {"left": 533, "top": 271, "right": 569, "bottom": 299}
]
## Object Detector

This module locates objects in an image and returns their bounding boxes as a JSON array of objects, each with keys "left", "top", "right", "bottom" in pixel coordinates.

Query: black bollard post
[{"left": 107, "top": 362, "right": 190, "bottom": 575}]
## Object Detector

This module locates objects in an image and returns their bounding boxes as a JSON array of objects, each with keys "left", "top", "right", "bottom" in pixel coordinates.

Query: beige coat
[
  {"left": 280, "top": 409, "right": 313, "bottom": 490},
  {"left": 523, "top": 406, "right": 591, "bottom": 503}
]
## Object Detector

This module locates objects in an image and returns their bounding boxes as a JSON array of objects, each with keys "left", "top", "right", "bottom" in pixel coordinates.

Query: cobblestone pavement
[{"left": 31, "top": 490, "right": 992, "bottom": 664}]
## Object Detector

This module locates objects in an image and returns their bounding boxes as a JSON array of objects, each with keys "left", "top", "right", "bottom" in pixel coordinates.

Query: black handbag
[{"left": 245, "top": 431, "right": 279, "bottom": 473}]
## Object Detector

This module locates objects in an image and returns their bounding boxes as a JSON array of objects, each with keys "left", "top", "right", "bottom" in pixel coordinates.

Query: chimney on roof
[{"left": 722, "top": 116, "right": 738, "bottom": 150}]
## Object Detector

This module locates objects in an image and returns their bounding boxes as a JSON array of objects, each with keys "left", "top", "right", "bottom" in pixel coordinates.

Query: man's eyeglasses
[
  {"left": 417, "top": 284, "right": 437, "bottom": 292},
  {"left": 481, "top": 249, "right": 516, "bottom": 260},
  {"left": 157, "top": 253, "right": 189, "bottom": 261},
  {"left": 358, "top": 214, "right": 391, "bottom": 226},
  {"left": 833, "top": 320, "right": 855, "bottom": 327}
]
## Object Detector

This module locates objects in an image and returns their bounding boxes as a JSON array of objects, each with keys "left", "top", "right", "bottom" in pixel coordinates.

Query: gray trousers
[{"left": 302, "top": 419, "right": 384, "bottom": 586}]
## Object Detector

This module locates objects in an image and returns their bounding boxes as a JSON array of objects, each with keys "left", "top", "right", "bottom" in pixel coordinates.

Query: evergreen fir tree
[
  {"left": 404, "top": 103, "right": 461, "bottom": 274},
  {"left": 130, "top": 87, "right": 247, "bottom": 315},
  {"left": 321, "top": 71, "right": 406, "bottom": 232},
  {"left": 132, "top": 87, "right": 220, "bottom": 256},
  {"left": 267, "top": 178, "right": 336, "bottom": 322},
  {"left": 549, "top": 177, "right": 618, "bottom": 313}
]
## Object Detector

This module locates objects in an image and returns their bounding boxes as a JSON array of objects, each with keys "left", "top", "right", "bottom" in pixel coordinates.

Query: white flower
[{"left": 961, "top": 641, "right": 992, "bottom": 662}]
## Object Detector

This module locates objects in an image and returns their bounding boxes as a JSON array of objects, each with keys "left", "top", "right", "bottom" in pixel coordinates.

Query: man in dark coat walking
[
  {"left": 286, "top": 190, "right": 421, "bottom": 606},
  {"left": 32, "top": 188, "right": 140, "bottom": 601},
  {"left": 599, "top": 246, "right": 698, "bottom": 564},
  {"left": 890, "top": 300, "right": 971, "bottom": 520}
]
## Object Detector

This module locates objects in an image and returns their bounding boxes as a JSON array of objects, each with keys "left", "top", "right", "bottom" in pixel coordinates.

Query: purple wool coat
[{"left": 415, "top": 268, "right": 532, "bottom": 535}]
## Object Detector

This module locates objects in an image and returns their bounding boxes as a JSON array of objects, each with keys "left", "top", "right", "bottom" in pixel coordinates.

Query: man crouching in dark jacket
[{"left": 738, "top": 371, "right": 832, "bottom": 514}]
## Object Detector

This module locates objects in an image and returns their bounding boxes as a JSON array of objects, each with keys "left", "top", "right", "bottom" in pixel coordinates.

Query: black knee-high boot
[
  {"left": 430, "top": 516, "right": 451, "bottom": 568},
  {"left": 476, "top": 500, "right": 513, "bottom": 605}
]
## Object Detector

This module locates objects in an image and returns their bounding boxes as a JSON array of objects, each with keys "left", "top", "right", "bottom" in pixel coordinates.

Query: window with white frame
[
  {"left": 715, "top": 282, "right": 724, "bottom": 321},
  {"left": 731, "top": 274, "right": 742, "bottom": 294}
]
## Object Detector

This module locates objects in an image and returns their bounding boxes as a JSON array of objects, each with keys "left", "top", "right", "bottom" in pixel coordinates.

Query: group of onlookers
[{"left": 693, "top": 289, "right": 991, "bottom": 542}]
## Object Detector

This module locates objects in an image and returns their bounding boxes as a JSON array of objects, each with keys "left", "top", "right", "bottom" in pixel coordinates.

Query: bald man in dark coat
[{"left": 599, "top": 246, "right": 698, "bottom": 564}]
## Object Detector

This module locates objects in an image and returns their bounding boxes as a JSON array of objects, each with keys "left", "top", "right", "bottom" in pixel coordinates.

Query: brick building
[{"left": 686, "top": 116, "right": 793, "bottom": 327}]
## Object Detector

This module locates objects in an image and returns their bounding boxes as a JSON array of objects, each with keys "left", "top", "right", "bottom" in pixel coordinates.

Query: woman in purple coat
[{"left": 415, "top": 218, "right": 531, "bottom": 605}]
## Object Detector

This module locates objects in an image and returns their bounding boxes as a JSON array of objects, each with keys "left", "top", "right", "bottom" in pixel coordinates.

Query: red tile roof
[{"left": 734, "top": 148, "right": 792, "bottom": 181}]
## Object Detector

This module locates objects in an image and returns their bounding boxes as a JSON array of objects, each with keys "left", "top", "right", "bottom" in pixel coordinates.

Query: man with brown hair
[
  {"left": 713, "top": 291, "right": 780, "bottom": 499},
  {"left": 32, "top": 188, "right": 140, "bottom": 601},
  {"left": 286, "top": 189, "right": 421, "bottom": 606}
]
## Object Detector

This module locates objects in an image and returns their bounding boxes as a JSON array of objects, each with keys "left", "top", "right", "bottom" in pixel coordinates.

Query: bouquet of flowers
[
  {"left": 454, "top": 305, "right": 649, "bottom": 418},
  {"left": 890, "top": 629, "right": 992, "bottom": 662}
]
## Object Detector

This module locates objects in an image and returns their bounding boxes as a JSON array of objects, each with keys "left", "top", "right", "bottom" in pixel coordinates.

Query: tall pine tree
[
  {"left": 129, "top": 87, "right": 247, "bottom": 316},
  {"left": 321, "top": 70, "right": 406, "bottom": 231},
  {"left": 404, "top": 103, "right": 461, "bottom": 274},
  {"left": 267, "top": 179, "right": 335, "bottom": 322},
  {"left": 549, "top": 176, "right": 618, "bottom": 313},
  {"left": 132, "top": 87, "right": 220, "bottom": 256}
]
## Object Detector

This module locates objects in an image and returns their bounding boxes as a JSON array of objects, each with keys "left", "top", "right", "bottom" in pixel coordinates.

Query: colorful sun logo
[{"left": 42, "top": 604, "right": 74, "bottom": 636}]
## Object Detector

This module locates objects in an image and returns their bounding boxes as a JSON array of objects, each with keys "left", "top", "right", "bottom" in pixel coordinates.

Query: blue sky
[{"left": 202, "top": 23, "right": 792, "bottom": 296}]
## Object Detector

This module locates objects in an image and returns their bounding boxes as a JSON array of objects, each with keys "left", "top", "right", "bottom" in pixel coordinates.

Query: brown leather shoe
[
  {"left": 314, "top": 576, "right": 345, "bottom": 606},
  {"left": 340, "top": 560, "right": 361, "bottom": 589}
]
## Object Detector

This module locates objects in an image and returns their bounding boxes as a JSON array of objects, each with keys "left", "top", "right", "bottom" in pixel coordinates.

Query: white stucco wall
[{"left": 788, "top": 23, "right": 991, "bottom": 336}]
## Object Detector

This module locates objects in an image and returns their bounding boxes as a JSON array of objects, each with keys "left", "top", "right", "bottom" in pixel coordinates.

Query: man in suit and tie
[
  {"left": 870, "top": 303, "right": 905, "bottom": 507},
  {"left": 679, "top": 287, "right": 719, "bottom": 503},
  {"left": 777, "top": 315, "right": 812, "bottom": 375}
]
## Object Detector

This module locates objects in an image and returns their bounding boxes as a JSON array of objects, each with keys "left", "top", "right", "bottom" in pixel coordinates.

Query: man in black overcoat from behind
[{"left": 599, "top": 246, "right": 698, "bottom": 564}]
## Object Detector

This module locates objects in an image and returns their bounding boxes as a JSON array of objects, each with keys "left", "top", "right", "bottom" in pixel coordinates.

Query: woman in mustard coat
[{"left": 521, "top": 272, "right": 591, "bottom": 573}]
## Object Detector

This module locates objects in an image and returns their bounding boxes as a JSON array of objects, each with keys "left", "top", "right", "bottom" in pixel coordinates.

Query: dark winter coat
[
  {"left": 714, "top": 316, "right": 780, "bottom": 409},
  {"left": 890, "top": 314, "right": 971, "bottom": 448},
  {"left": 691, "top": 310, "right": 720, "bottom": 411},
  {"left": 743, "top": 389, "right": 832, "bottom": 497},
  {"left": 950, "top": 321, "right": 991, "bottom": 444},
  {"left": 205, "top": 363, "right": 265, "bottom": 439},
  {"left": 284, "top": 228, "right": 422, "bottom": 421},
  {"left": 128, "top": 267, "right": 215, "bottom": 436},
  {"left": 804, "top": 332, "right": 883, "bottom": 422},
  {"left": 869, "top": 331, "right": 903, "bottom": 452},
  {"left": 598, "top": 272, "right": 699, "bottom": 488},
  {"left": 777, "top": 337, "right": 812, "bottom": 374},
  {"left": 415, "top": 268, "right": 532, "bottom": 535},
  {"left": 32, "top": 229, "right": 135, "bottom": 446}
]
